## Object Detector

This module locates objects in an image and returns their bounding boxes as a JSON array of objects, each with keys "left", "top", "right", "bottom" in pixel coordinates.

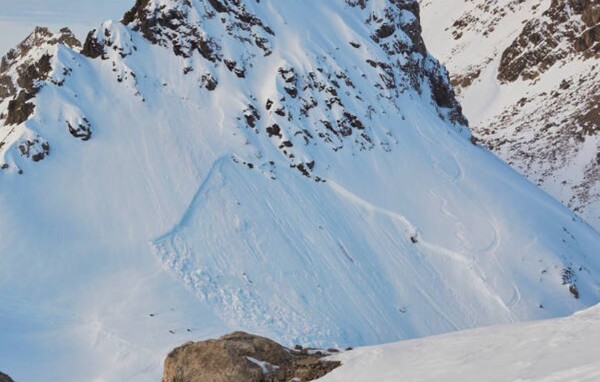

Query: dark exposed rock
[
  {"left": 1, "top": 27, "right": 79, "bottom": 76},
  {"left": 162, "top": 332, "right": 341, "bottom": 382},
  {"left": 18, "top": 136, "right": 50, "bottom": 162},
  {"left": 224, "top": 59, "right": 246, "bottom": 78},
  {"left": 56, "top": 27, "right": 82, "bottom": 48},
  {"left": 81, "top": 29, "right": 106, "bottom": 59},
  {"left": 278, "top": 66, "right": 298, "bottom": 98},
  {"left": 498, "top": 0, "right": 600, "bottom": 83},
  {"left": 576, "top": 23, "right": 600, "bottom": 51},
  {"left": 67, "top": 118, "right": 93, "bottom": 141},
  {"left": 121, "top": 0, "right": 274, "bottom": 60},
  {"left": 207, "top": 0, "right": 228, "bottom": 13},
  {"left": 81, "top": 24, "right": 137, "bottom": 61},
  {"left": 0, "top": 75, "right": 16, "bottom": 100},
  {"left": 450, "top": 67, "right": 482, "bottom": 93},
  {"left": 0, "top": 371, "right": 15, "bottom": 382},
  {"left": 243, "top": 104, "right": 261, "bottom": 130},
  {"left": 1, "top": 27, "right": 80, "bottom": 124},
  {"left": 122, "top": 0, "right": 152, "bottom": 25},
  {"left": 201, "top": 73, "right": 219, "bottom": 91},
  {"left": 5, "top": 91, "right": 35, "bottom": 126},
  {"left": 562, "top": 267, "right": 581, "bottom": 299},
  {"left": 16, "top": 53, "right": 52, "bottom": 94},
  {"left": 266, "top": 124, "right": 282, "bottom": 138},
  {"left": 1, "top": 27, "right": 53, "bottom": 72},
  {"left": 582, "top": 0, "right": 600, "bottom": 26}
]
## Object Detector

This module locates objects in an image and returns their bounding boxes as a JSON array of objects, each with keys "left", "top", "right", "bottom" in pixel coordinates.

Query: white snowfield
[
  {"left": 320, "top": 303, "right": 600, "bottom": 382},
  {"left": 0, "top": 1, "right": 599, "bottom": 381}
]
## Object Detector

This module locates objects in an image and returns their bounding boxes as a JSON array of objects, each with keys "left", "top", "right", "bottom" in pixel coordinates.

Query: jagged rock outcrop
[
  {"left": 0, "top": 27, "right": 81, "bottom": 169},
  {"left": 0, "top": 371, "right": 14, "bottom": 382},
  {"left": 0, "top": 27, "right": 80, "bottom": 104},
  {"left": 0, "top": 27, "right": 78, "bottom": 125},
  {"left": 120, "top": 0, "right": 275, "bottom": 59},
  {"left": 576, "top": 0, "right": 600, "bottom": 52},
  {"left": 3, "top": 0, "right": 467, "bottom": 179},
  {"left": 162, "top": 332, "right": 341, "bottom": 382}
]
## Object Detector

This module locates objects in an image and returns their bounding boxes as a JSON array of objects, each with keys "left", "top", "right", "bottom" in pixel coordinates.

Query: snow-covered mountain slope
[
  {"left": 420, "top": 0, "right": 600, "bottom": 230},
  {"left": 320, "top": 303, "right": 600, "bottom": 382},
  {"left": 1, "top": 0, "right": 600, "bottom": 381}
]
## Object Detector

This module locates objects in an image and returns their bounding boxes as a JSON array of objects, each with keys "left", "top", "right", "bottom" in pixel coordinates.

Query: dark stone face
[
  {"left": 81, "top": 30, "right": 106, "bottom": 59},
  {"left": 119, "top": 0, "right": 275, "bottom": 60},
  {"left": 582, "top": 0, "right": 600, "bottom": 27},
  {"left": 5, "top": 91, "right": 35, "bottom": 126},
  {"left": 1, "top": 27, "right": 81, "bottom": 124},
  {"left": 0, "top": 75, "right": 16, "bottom": 100},
  {"left": 576, "top": 24, "right": 600, "bottom": 52}
]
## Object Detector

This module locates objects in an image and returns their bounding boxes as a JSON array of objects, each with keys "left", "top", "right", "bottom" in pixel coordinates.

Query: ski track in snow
[{"left": 328, "top": 180, "right": 417, "bottom": 236}]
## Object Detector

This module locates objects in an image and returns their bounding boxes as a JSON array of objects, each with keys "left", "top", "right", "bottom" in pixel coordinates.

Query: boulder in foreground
[{"left": 162, "top": 332, "right": 341, "bottom": 382}]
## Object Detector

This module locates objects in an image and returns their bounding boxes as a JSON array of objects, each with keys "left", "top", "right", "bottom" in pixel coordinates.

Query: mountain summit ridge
[{"left": 1, "top": 0, "right": 466, "bottom": 177}]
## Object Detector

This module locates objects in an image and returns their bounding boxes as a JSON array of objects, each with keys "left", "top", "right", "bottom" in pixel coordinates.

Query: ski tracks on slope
[
  {"left": 413, "top": 117, "right": 521, "bottom": 316},
  {"left": 329, "top": 167, "right": 516, "bottom": 319},
  {"left": 413, "top": 119, "right": 465, "bottom": 186}
]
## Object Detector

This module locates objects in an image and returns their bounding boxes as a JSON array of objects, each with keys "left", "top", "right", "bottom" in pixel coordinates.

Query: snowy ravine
[
  {"left": 319, "top": 303, "right": 600, "bottom": 382},
  {"left": 419, "top": 0, "right": 600, "bottom": 230},
  {"left": 0, "top": 0, "right": 599, "bottom": 381}
]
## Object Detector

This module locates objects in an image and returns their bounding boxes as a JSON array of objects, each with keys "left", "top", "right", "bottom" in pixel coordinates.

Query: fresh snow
[
  {"left": 320, "top": 303, "right": 600, "bottom": 382},
  {"left": 0, "top": 1, "right": 600, "bottom": 381}
]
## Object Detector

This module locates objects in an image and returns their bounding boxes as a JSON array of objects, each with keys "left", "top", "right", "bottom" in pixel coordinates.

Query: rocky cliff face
[
  {"left": 0, "top": 27, "right": 80, "bottom": 123},
  {"left": 497, "top": 0, "right": 600, "bottom": 83},
  {"left": 420, "top": 0, "right": 600, "bottom": 229},
  {"left": 162, "top": 332, "right": 340, "bottom": 382}
]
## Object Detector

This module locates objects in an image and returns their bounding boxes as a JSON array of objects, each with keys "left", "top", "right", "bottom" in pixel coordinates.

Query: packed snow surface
[
  {"left": 0, "top": 1, "right": 599, "bottom": 381},
  {"left": 320, "top": 303, "right": 600, "bottom": 382}
]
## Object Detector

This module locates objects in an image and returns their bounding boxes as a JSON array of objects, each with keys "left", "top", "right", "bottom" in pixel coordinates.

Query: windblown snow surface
[
  {"left": 320, "top": 303, "right": 600, "bottom": 382},
  {"left": 0, "top": 1, "right": 599, "bottom": 381}
]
